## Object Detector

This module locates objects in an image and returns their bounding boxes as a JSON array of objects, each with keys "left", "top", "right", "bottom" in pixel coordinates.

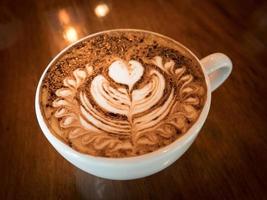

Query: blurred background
[{"left": 0, "top": 0, "right": 267, "bottom": 199}]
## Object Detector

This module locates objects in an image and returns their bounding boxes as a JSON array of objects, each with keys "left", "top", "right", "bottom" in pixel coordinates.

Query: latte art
[
  {"left": 40, "top": 30, "right": 207, "bottom": 157},
  {"left": 52, "top": 56, "right": 202, "bottom": 155}
]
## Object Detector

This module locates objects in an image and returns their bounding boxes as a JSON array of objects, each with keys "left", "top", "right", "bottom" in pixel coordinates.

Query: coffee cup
[{"left": 35, "top": 29, "right": 232, "bottom": 180}]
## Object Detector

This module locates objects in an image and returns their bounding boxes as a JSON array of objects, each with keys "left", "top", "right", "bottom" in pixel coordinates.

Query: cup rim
[{"left": 35, "top": 28, "right": 211, "bottom": 164}]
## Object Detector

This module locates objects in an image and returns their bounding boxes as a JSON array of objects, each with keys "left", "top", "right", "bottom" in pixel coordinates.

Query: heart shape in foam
[{"left": 108, "top": 60, "right": 144, "bottom": 90}]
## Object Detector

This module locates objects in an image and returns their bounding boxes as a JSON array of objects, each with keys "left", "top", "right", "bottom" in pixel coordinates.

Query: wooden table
[{"left": 1, "top": 0, "right": 267, "bottom": 199}]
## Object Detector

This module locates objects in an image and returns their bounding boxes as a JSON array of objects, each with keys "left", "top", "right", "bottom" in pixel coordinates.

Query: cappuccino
[{"left": 40, "top": 30, "right": 207, "bottom": 157}]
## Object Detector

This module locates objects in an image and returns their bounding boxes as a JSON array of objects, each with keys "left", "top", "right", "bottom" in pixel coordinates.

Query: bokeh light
[
  {"left": 58, "top": 9, "right": 70, "bottom": 24},
  {"left": 94, "top": 3, "right": 110, "bottom": 18},
  {"left": 63, "top": 26, "right": 78, "bottom": 43}
]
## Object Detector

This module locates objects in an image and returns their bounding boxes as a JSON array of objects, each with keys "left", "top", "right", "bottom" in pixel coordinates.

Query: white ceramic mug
[{"left": 35, "top": 29, "right": 232, "bottom": 180}]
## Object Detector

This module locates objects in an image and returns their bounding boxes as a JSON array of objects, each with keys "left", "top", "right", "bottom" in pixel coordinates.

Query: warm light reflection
[
  {"left": 63, "top": 26, "right": 78, "bottom": 43},
  {"left": 94, "top": 3, "right": 110, "bottom": 17},
  {"left": 58, "top": 9, "right": 70, "bottom": 24}
]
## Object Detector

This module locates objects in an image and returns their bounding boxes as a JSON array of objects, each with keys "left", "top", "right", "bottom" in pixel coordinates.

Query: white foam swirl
[
  {"left": 80, "top": 92, "right": 131, "bottom": 135},
  {"left": 108, "top": 60, "right": 144, "bottom": 91},
  {"left": 91, "top": 69, "right": 165, "bottom": 117},
  {"left": 132, "top": 70, "right": 165, "bottom": 115},
  {"left": 91, "top": 75, "right": 130, "bottom": 115}
]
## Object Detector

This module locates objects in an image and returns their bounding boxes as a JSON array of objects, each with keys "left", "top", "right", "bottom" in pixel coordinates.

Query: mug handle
[{"left": 200, "top": 53, "right": 232, "bottom": 92}]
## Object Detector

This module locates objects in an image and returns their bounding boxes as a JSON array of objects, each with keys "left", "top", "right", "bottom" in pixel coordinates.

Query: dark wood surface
[{"left": 1, "top": 0, "right": 267, "bottom": 199}]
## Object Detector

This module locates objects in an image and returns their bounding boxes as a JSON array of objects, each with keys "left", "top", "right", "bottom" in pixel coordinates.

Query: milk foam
[
  {"left": 108, "top": 60, "right": 144, "bottom": 91},
  {"left": 52, "top": 57, "right": 202, "bottom": 153}
]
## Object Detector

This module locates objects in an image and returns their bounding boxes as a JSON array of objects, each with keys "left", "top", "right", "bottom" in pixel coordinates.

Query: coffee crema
[{"left": 40, "top": 30, "right": 207, "bottom": 157}]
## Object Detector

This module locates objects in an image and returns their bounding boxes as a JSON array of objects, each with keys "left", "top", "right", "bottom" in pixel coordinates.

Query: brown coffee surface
[{"left": 40, "top": 30, "right": 207, "bottom": 157}]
